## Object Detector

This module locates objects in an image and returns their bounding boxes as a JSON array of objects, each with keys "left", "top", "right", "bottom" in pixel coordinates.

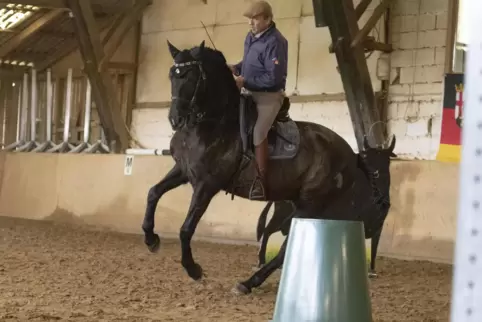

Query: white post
[
  {"left": 30, "top": 68, "right": 37, "bottom": 141},
  {"left": 83, "top": 79, "right": 92, "bottom": 142},
  {"left": 63, "top": 68, "right": 73, "bottom": 143},
  {"left": 450, "top": 0, "right": 482, "bottom": 321},
  {"left": 46, "top": 69, "right": 52, "bottom": 141}
]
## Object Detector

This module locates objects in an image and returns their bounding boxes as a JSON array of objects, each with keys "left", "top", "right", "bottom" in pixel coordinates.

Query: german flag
[{"left": 437, "top": 73, "right": 464, "bottom": 162}]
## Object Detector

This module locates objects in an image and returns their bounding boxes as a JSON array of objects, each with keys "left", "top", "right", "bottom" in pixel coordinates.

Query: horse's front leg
[
  {"left": 235, "top": 237, "right": 288, "bottom": 295},
  {"left": 142, "top": 164, "right": 188, "bottom": 252},
  {"left": 369, "top": 228, "right": 382, "bottom": 278},
  {"left": 180, "top": 183, "right": 217, "bottom": 280}
]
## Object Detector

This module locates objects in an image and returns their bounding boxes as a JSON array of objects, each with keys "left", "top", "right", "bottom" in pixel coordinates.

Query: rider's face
[{"left": 248, "top": 14, "right": 270, "bottom": 34}]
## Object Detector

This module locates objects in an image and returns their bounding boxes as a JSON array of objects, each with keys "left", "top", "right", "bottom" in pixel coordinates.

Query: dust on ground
[{"left": 0, "top": 216, "right": 452, "bottom": 321}]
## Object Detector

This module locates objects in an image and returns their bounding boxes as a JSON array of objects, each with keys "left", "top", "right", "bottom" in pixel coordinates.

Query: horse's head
[
  {"left": 166, "top": 40, "right": 208, "bottom": 130},
  {"left": 166, "top": 40, "right": 237, "bottom": 131},
  {"left": 359, "top": 134, "right": 397, "bottom": 193}
]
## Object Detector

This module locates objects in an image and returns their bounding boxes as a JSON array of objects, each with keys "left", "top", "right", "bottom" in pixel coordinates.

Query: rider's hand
[
  {"left": 235, "top": 76, "right": 244, "bottom": 89},
  {"left": 228, "top": 64, "right": 237, "bottom": 75}
]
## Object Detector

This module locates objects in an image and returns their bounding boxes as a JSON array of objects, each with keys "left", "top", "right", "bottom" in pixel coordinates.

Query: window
[{"left": 0, "top": 3, "right": 39, "bottom": 31}]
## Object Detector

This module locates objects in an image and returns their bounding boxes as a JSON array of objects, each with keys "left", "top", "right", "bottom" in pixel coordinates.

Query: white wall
[{"left": 132, "top": 0, "right": 449, "bottom": 158}]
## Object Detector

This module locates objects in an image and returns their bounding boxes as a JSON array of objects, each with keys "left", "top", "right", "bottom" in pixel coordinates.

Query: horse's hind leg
[
  {"left": 257, "top": 229, "right": 273, "bottom": 268},
  {"left": 235, "top": 237, "right": 288, "bottom": 295},
  {"left": 142, "top": 164, "right": 188, "bottom": 253},
  {"left": 257, "top": 203, "right": 294, "bottom": 268},
  {"left": 257, "top": 210, "right": 281, "bottom": 267}
]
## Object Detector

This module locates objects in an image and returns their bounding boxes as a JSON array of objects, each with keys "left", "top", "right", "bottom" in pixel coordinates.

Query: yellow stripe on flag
[{"left": 436, "top": 144, "right": 461, "bottom": 162}]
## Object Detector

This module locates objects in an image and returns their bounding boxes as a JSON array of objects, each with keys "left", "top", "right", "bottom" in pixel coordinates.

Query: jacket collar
[{"left": 250, "top": 21, "right": 276, "bottom": 41}]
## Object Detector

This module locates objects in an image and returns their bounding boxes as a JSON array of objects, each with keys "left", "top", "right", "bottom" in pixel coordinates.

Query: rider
[{"left": 228, "top": 0, "right": 288, "bottom": 201}]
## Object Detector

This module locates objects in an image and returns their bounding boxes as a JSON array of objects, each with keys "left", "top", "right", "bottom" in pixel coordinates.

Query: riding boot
[{"left": 250, "top": 138, "right": 269, "bottom": 200}]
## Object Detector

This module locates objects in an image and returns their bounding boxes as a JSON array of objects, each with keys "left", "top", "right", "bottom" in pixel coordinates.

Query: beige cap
[{"left": 243, "top": 0, "right": 273, "bottom": 18}]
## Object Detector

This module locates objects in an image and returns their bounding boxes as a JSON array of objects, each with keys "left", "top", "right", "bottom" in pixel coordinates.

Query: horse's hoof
[
  {"left": 187, "top": 263, "right": 203, "bottom": 281},
  {"left": 146, "top": 234, "right": 160, "bottom": 253},
  {"left": 231, "top": 283, "right": 251, "bottom": 295},
  {"left": 368, "top": 271, "right": 378, "bottom": 278}
]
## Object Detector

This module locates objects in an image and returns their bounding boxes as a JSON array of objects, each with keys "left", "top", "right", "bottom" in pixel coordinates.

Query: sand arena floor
[{"left": 0, "top": 216, "right": 452, "bottom": 321}]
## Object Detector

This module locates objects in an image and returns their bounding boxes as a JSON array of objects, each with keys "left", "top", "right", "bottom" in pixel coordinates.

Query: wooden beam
[
  {"left": 35, "top": 15, "right": 116, "bottom": 72},
  {"left": 444, "top": 0, "right": 459, "bottom": 73},
  {"left": 0, "top": 9, "right": 64, "bottom": 58},
  {"left": 321, "top": 0, "right": 386, "bottom": 149},
  {"left": 351, "top": 0, "right": 392, "bottom": 48},
  {"left": 363, "top": 37, "right": 392, "bottom": 52},
  {"left": 0, "top": 0, "right": 68, "bottom": 9},
  {"left": 0, "top": 67, "right": 26, "bottom": 79},
  {"left": 6, "top": 29, "right": 75, "bottom": 39},
  {"left": 67, "top": 0, "right": 129, "bottom": 152},
  {"left": 355, "top": 0, "right": 372, "bottom": 20},
  {"left": 107, "top": 61, "right": 136, "bottom": 72},
  {"left": 3, "top": 51, "right": 47, "bottom": 63},
  {"left": 99, "top": 0, "right": 151, "bottom": 71},
  {"left": 311, "top": 0, "right": 328, "bottom": 28}
]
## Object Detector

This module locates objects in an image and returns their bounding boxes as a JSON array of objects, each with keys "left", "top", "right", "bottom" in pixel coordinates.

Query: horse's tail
[{"left": 256, "top": 201, "right": 273, "bottom": 242}]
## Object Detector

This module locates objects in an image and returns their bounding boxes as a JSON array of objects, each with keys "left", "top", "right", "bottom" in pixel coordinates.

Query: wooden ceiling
[{"left": 0, "top": 0, "right": 135, "bottom": 76}]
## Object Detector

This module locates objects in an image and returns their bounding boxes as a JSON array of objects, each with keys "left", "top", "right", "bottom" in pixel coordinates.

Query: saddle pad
[{"left": 268, "top": 120, "right": 300, "bottom": 160}]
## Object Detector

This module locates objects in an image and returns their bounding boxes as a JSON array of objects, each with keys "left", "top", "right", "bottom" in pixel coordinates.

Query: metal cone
[{"left": 271, "top": 218, "right": 372, "bottom": 322}]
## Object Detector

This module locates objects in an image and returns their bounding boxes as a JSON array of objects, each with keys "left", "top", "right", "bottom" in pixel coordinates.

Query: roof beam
[
  {"left": 355, "top": 0, "right": 372, "bottom": 20},
  {"left": 34, "top": 15, "right": 116, "bottom": 72},
  {"left": 66, "top": 0, "right": 129, "bottom": 152},
  {"left": 0, "top": 0, "right": 69, "bottom": 9},
  {"left": 0, "top": 66, "right": 28, "bottom": 78},
  {"left": 107, "top": 61, "right": 136, "bottom": 72},
  {"left": 0, "top": 9, "right": 64, "bottom": 58},
  {"left": 351, "top": 0, "right": 392, "bottom": 48},
  {"left": 99, "top": 0, "right": 151, "bottom": 71}
]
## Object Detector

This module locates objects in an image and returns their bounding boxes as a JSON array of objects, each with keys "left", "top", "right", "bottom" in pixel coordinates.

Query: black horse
[
  {"left": 255, "top": 136, "right": 396, "bottom": 277},
  {"left": 142, "top": 40, "right": 375, "bottom": 295}
]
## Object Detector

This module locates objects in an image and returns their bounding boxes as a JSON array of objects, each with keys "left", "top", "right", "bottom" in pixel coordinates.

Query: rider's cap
[{"left": 243, "top": 0, "right": 273, "bottom": 19}]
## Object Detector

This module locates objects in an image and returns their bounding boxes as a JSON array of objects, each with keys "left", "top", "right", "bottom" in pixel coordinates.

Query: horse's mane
[
  {"left": 188, "top": 45, "right": 240, "bottom": 113},
  {"left": 187, "top": 45, "right": 238, "bottom": 92}
]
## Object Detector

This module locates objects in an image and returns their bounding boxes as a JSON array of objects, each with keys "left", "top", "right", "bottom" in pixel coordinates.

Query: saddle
[
  {"left": 239, "top": 92, "right": 300, "bottom": 160},
  {"left": 225, "top": 91, "right": 300, "bottom": 200}
]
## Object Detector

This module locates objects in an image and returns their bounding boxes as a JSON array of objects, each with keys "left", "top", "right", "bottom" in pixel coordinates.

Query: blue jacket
[{"left": 234, "top": 22, "right": 288, "bottom": 92}]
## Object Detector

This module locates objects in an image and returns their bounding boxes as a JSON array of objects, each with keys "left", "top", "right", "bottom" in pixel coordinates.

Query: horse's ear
[
  {"left": 388, "top": 134, "right": 396, "bottom": 152},
  {"left": 199, "top": 40, "right": 205, "bottom": 54},
  {"left": 167, "top": 40, "right": 180, "bottom": 59}
]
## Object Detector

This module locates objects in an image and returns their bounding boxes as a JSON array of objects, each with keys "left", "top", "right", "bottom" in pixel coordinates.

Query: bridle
[
  {"left": 170, "top": 60, "right": 207, "bottom": 128},
  {"left": 359, "top": 153, "right": 391, "bottom": 208}
]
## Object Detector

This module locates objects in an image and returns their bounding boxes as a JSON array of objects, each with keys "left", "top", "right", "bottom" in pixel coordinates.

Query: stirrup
[{"left": 249, "top": 176, "right": 266, "bottom": 200}]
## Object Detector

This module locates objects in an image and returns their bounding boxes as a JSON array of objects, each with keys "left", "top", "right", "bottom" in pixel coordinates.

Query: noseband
[{"left": 170, "top": 60, "right": 207, "bottom": 127}]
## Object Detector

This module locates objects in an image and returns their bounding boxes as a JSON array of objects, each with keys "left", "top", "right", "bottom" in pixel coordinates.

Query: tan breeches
[{"left": 251, "top": 91, "right": 284, "bottom": 146}]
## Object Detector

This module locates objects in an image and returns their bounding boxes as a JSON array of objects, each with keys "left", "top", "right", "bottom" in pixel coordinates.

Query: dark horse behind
[
  {"left": 141, "top": 40, "right": 384, "bottom": 294},
  {"left": 255, "top": 136, "right": 397, "bottom": 277}
]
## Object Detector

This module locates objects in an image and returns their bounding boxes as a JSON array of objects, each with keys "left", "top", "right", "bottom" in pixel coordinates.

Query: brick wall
[{"left": 387, "top": 0, "right": 449, "bottom": 159}]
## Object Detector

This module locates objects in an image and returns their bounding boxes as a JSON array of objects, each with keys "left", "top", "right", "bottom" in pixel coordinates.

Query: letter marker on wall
[{"left": 124, "top": 155, "right": 134, "bottom": 176}]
